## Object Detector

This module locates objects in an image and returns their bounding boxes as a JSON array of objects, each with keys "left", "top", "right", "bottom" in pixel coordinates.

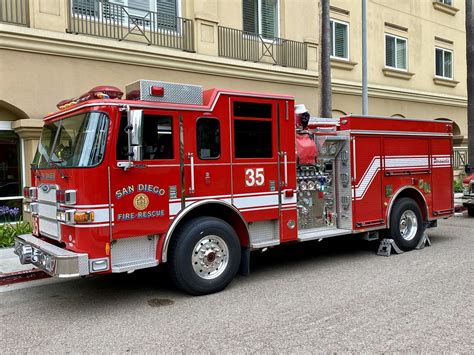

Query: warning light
[
  {"left": 56, "top": 85, "right": 123, "bottom": 109},
  {"left": 150, "top": 86, "right": 165, "bottom": 97}
]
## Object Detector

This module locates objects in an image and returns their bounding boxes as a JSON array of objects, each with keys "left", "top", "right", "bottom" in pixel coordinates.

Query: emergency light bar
[{"left": 56, "top": 85, "right": 123, "bottom": 110}]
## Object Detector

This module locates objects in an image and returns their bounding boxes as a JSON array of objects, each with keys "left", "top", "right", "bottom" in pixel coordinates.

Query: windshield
[{"left": 33, "top": 111, "right": 109, "bottom": 169}]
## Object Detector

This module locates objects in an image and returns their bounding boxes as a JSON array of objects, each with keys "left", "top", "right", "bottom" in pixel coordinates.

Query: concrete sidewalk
[{"left": 0, "top": 247, "right": 35, "bottom": 275}]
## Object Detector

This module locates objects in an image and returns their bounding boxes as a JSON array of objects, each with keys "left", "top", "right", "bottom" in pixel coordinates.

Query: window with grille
[
  {"left": 330, "top": 20, "right": 349, "bottom": 59},
  {"left": 435, "top": 47, "right": 453, "bottom": 79},
  {"left": 72, "top": 0, "right": 178, "bottom": 29},
  {"left": 385, "top": 34, "right": 407, "bottom": 70},
  {"left": 438, "top": 0, "right": 453, "bottom": 5},
  {"left": 243, "top": 0, "right": 279, "bottom": 39}
]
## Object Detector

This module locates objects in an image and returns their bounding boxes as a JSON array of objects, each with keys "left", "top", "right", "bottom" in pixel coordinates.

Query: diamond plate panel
[
  {"left": 126, "top": 80, "right": 203, "bottom": 105},
  {"left": 249, "top": 220, "right": 279, "bottom": 246},
  {"left": 111, "top": 235, "right": 157, "bottom": 272}
]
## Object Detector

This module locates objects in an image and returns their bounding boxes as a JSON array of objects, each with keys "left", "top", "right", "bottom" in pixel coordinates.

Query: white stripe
[
  {"left": 70, "top": 223, "right": 112, "bottom": 228},
  {"left": 385, "top": 157, "right": 429, "bottom": 168},
  {"left": 355, "top": 158, "right": 380, "bottom": 198},
  {"left": 64, "top": 204, "right": 113, "bottom": 208},
  {"left": 233, "top": 194, "right": 279, "bottom": 209},
  {"left": 240, "top": 206, "right": 279, "bottom": 212}
]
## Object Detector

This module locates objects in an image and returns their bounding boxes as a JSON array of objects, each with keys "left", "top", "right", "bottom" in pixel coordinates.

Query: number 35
[{"left": 245, "top": 168, "right": 265, "bottom": 187}]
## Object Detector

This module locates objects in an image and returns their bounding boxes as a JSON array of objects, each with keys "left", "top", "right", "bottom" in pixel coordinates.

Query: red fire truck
[{"left": 15, "top": 80, "right": 454, "bottom": 295}]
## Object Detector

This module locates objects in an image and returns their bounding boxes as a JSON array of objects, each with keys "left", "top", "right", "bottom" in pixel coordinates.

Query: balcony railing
[
  {"left": 454, "top": 147, "right": 468, "bottom": 170},
  {"left": 67, "top": 0, "right": 194, "bottom": 52},
  {"left": 0, "top": 0, "right": 29, "bottom": 26},
  {"left": 218, "top": 26, "right": 307, "bottom": 70}
]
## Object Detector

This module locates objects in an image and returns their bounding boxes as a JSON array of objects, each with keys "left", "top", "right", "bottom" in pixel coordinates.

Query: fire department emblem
[{"left": 133, "top": 193, "right": 149, "bottom": 211}]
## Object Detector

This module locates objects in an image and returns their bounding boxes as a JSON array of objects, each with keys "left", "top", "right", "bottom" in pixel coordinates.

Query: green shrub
[
  {"left": 0, "top": 221, "right": 32, "bottom": 248},
  {"left": 454, "top": 180, "right": 463, "bottom": 193},
  {"left": 0, "top": 205, "right": 32, "bottom": 248}
]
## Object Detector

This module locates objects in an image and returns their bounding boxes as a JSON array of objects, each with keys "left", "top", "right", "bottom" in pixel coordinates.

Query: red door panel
[{"left": 352, "top": 136, "right": 383, "bottom": 229}]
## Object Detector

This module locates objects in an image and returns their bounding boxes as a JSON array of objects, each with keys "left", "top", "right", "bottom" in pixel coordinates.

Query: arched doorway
[{"left": 0, "top": 102, "right": 28, "bottom": 222}]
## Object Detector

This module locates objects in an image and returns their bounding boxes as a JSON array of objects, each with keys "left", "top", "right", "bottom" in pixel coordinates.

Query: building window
[
  {"left": 438, "top": 0, "right": 453, "bottom": 5},
  {"left": 385, "top": 34, "right": 407, "bottom": 70},
  {"left": 243, "top": 0, "right": 279, "bottom": 39},
  {"left": 0, "top": 129, "right": 22, "bottom": 223},
  {"left": 72, "top": 0, "right": 179, "bottom": 29},
  {"left": 435, "top": 47, "right": 453, "bottom": 79},
  {"left": 330, "top": 20, "right": 349, "bottom": 59},
  {"left": 197, "top": 118, "right": 220, "bottom": 159}
]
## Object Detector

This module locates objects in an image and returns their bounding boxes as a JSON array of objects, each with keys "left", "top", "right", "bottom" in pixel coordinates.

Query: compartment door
[
  {"left": 431, "top": 137, "right": 453, "bottom": 215},
  {"left": 352, "top": 136, "right": 384, "bottom": 229}
]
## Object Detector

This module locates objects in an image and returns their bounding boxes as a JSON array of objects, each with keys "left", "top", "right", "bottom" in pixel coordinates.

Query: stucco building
[{"left": 0, "top": 0, "right": 469, "bottom": 216}]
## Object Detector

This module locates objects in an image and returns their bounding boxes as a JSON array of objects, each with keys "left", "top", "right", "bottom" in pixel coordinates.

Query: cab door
[
  {"left": 230, "top": 98, "right": 280, "bottom": 225},
  {"left": 182, "top": 110, "right": 231, "bottom": 204},
  {"left": 110, "top": 109, "right": 181, "bottom": 239}
]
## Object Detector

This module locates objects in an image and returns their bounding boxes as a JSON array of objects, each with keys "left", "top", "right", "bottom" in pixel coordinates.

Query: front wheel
[
  {"left": 389, "top": 198, "right": 424, "bottom": 251},
  {"left": 167, "top": 217, "right": 241, "bottom": 295}
]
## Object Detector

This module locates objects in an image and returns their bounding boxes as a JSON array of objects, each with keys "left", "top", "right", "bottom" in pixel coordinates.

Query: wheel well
[
  {"left": 161, "top": 201, "right": 249, "bottom": 263},
  {"left": 387, "top": 187, "right": 428, "bottom": 227}
]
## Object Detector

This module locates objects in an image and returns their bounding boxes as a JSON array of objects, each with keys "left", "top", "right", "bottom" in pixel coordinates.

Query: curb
[{"left": 0, "top": 269, "right": 50, "bottom": 286}]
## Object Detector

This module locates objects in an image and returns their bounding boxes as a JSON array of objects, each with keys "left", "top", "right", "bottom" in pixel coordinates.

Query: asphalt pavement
[{"left": 0, "top": 214, "right": 472, "bottom": 353}]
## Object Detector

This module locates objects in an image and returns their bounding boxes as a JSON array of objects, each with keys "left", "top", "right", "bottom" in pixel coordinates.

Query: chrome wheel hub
[
  {"left": 192, "top": 235, "right": 228, "bottom": 280},
  {"left": 399, "top": 210, "right": 418, "bottom": 241}
]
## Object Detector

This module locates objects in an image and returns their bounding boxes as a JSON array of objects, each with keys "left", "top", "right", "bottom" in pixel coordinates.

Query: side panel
[
  {"left": 278, "top": 100, "right": 297, "bottom": 242},
  {"left": 352, "top": 135, "right": 384, "bottom": 229},
  {"left": 182, "top": 105, "right": 231, "bottom": 209},
  {"left": 430, "top": 137, "right": 454, "bottom": 216}
]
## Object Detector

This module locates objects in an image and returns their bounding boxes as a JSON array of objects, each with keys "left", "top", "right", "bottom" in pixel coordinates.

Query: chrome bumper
[{"left": 14, "top": 234, "right": 89, "bottom": 278}]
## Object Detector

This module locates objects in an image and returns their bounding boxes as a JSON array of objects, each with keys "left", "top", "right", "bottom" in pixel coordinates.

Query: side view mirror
[{"left": 120, "top": 109, "right": 144, "bottom": 169}]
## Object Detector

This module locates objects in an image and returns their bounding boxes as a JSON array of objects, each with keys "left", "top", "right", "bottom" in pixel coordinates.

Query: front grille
[{"left": 37, "top": 184, "right": 60, "bottom": 240}]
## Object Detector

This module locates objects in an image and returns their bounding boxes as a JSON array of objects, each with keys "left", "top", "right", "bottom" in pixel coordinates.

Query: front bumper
[{"left": 14, "top": 234, "right": 89, "bottom": 278}]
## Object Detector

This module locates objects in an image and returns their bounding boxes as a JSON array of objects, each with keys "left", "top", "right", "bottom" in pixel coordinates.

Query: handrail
[{"left": 218, "top": 25, "right": 307, "bottom": 69}]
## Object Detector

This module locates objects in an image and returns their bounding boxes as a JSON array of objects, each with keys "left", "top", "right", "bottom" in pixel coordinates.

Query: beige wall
[{"left": 0, "top": 0, "right": 469, "bottom": 174}]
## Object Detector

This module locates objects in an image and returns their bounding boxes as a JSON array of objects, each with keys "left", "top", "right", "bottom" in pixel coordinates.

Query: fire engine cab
[{"left": 15, "top": 80, "right": 454, "bottom": 295}]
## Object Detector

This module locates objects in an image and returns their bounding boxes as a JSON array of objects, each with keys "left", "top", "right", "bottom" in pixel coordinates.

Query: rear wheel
[
  {"left": 168, "top": 217, "right": 241, "bottom": 295},
  {"left": 389, "top": 198, "right": 424, "bottom": 251},
  {"left": 468, "top": 207, "right": 474, "bottom": 217}
]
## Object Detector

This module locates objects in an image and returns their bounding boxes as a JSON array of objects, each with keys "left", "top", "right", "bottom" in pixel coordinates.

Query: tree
[
  {"left": 467, "top": 0, "right": 474, "bottom": 167},
  {"left": 319, "top": 0, "right": 332, "bottom": 118}
]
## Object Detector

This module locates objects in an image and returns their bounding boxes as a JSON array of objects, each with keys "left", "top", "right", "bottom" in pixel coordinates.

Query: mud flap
[{"left": 239, "top": 247, "right": 250, "bottom": 276}]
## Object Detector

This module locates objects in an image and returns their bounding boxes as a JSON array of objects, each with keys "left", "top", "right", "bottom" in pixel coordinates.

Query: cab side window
[
  {"left": 197, "top": 118, "right": 220, "bottom": 159},
  {"left": 116, "top": 114, "right": 174, "bottom": 160}
]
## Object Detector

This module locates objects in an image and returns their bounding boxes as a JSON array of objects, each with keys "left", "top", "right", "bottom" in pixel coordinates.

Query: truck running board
[{"left": 297, "top": 228, "right": 352, "bottom": 242}]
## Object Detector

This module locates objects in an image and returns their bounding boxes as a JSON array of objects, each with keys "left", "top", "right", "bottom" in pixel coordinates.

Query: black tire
[
  {"left": 468, "top": 207, "right": 474, "bottom": 217},
  {"left": 167, "top": 216, "right": 241, "bottom": 295},
  {"left": 389, "top": 198, "right": 424, "bottom": 252}
]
